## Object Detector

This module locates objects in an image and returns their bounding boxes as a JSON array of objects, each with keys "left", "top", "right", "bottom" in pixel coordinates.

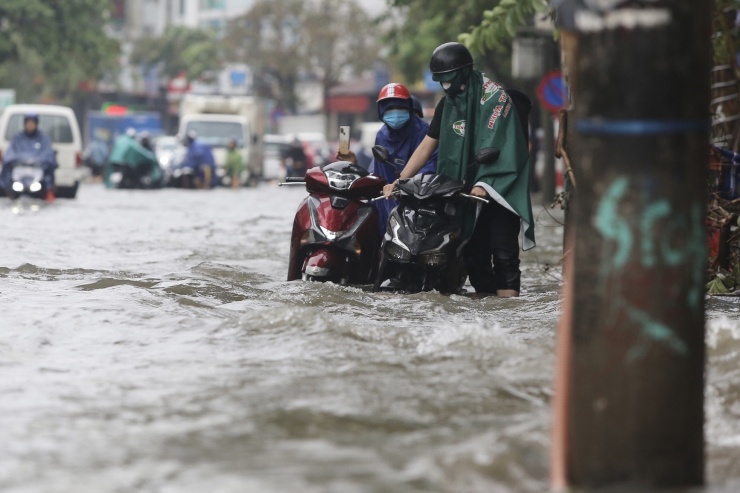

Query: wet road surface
[{"left": 1, "top": 185, "right": 738, "bottom": 492}]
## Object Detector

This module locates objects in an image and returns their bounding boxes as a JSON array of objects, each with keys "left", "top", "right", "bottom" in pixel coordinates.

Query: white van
[
  {"left": 179, "top": 114, "right": 252, "bottom": 186},
  {"left": 0, "top": 104, "right": 84, "bottom": 198}
]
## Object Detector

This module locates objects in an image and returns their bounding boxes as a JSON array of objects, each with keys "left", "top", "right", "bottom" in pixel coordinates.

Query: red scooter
[{"left": 286, "top": 160, "right": 386, "bottom": 284}]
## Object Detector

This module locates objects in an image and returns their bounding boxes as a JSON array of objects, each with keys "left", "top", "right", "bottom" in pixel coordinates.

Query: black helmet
[{"left": 429, "top": 42, "right": 473, "bottom": 74}]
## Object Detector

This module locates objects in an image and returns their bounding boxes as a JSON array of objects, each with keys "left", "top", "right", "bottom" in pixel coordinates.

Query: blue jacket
[
  {"left": 1, "top": 130, "right": 58, "bottom": 189},
  {"left": 369, "top": 116, "right": 438, "bottom": 236},
  {"left": 180, "top": 140, "right": 217, "bottom": 187}
]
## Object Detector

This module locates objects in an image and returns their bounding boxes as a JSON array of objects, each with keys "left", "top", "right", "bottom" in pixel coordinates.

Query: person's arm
[
  {"left": 399, "top": 136, "right": 438, "bottom": 179},
  {"left": 383, "top": 136, "right": 438, "bottom": 197}
]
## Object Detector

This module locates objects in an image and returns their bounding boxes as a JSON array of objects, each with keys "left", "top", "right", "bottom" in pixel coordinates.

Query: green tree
[
  {"left": 225, "top": 0, "right": 306, "bottom": 112},
  {"left": 303, "top": 0, "right": 378, "bottom": 99},
  {"left": 0, "top": 0, "right": 119, "bottom": 101},
  {"left": 225, "top": 0, "right": 378, "bottom": 113},
  {"left": 131, "top": 26, "right": 223, "bottom": 82},
  {"left": 459, "top": 0, "right": 549, "bottom": 54},
  {"left": 384, "top": 0, "right": 509, "bottom": 85}
]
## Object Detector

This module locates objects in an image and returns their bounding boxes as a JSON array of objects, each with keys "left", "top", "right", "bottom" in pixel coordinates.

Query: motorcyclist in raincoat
[
  {"left": 383, "top": 43, "right": 535, "bottom": 298},
  {"left": 337, "top": 83, "right": 438, "bottom": 236},
  {"left": 179, "top": 130, "right": 217, "bottom": 189},
  {"left": 104, "top": 128, "right": 163, "bottom": 189},
  {"left": 1, "top": 113, "right": 58, "bottom": 200}
]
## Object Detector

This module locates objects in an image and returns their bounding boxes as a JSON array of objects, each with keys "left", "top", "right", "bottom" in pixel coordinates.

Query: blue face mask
[{"left": 383, "top": 109, "right": 411, "bottom": 129}]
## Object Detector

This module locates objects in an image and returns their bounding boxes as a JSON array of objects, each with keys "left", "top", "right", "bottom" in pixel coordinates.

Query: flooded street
[{"left": 1, "top": 184, "right": 739, "bottom": 492}]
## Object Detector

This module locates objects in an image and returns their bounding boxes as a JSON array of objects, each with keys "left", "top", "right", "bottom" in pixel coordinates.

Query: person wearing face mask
[
  {"left": 338, "top": 83, "right": 438, "bottom": 236},
  {"left": 383, "top": 42, "right": 535, "bottom": 298}
]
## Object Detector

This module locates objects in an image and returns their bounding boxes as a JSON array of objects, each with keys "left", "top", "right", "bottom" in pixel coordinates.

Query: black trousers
[{"left": 464, "top": 200, "right": 521, "bottom": 293}]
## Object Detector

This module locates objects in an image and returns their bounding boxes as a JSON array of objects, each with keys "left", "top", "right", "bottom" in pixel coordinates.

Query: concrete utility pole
[{"left": 552, "top": 2, "right": 712, "bottom": 490}]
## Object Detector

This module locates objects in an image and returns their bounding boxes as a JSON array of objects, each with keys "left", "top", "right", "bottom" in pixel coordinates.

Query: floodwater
[{"left": 0, "top": 184, "right": 738, "bottom": 493}]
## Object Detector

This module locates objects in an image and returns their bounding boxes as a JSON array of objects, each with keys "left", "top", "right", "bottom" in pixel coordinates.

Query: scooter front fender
[{"left": 304, "top": 248, "right": 342, "bottom": 280}]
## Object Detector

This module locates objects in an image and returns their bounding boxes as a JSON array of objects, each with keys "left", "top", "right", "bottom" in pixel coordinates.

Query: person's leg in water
[
  {"left": 464, "top": 201, "right": 521, "bottom": 297},
  {"left": 490, "top": 201, "right": 521, "bottom": 297},
  {"left": 464, "top": 204, "right": 497, "bottom": 295},
  {"left": 44, "top": 168, "right": 55, "bottom": 202},
  {"left": 199, "top": 164, "right": 213, "bottom": 190}
]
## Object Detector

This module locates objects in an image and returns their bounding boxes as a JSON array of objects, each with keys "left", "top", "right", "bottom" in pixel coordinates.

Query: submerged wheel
[{"left": 372, "top": 252, "right": 387, "bottom": 292}]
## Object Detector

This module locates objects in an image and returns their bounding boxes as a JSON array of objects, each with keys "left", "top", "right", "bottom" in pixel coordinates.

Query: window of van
[
  {"left": 184, "top": 121, "right": 244, "bottom": 148},
  {"left": 5, "top": 114, "right": 74, "bottom": 143}
]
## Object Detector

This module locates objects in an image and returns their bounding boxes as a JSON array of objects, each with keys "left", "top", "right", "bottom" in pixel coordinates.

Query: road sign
[{"left": 537, "top": 71, "right": 567, "bottom": 114}]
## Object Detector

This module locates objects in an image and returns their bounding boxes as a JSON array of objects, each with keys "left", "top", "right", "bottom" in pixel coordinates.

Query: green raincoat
[
  {"left": 104, "top": 136, "right": 162, "bottom": 188},
  {"left": 436, "top": 72, "right": 535, "bottom": 250},
  {"left": 225, "top": 148, "right": 245, "bottom": 176}
]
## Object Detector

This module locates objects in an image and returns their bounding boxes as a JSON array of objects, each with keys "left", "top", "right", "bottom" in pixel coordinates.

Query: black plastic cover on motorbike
[
  {"left": 397, "top": 173, "right": 465, "bottom": 200},
  {"left": 322, "top": 161, "right": 369, "bottom": 176}
]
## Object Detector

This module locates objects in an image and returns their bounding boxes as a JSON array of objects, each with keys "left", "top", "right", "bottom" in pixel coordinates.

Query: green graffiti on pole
[
  {"left": 595, "top": 177, "right": 633, "bottom": 276},
  {"left": 640, "top": 200, "right": 671, "bottom": 267},
  {"left": 595, "top": 177, "right": 704, "bottom": 358}
]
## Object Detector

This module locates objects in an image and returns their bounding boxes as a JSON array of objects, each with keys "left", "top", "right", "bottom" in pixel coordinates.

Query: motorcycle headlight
[
  {"left": 12, "top": 182, "right": 24, "bottom": 192},
  {"left": 324, "top": 170, "right": 358, "bottom": 190},
  {"left": 386, "top": 242, "right": 411, "bottom": 261},
  {"left": 29, "top": 182, "right": 42, "bottom": 193}
]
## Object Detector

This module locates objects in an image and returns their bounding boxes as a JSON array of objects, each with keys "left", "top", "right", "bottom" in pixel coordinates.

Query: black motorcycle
[
  {"left": 107, "top": 162, "right": 161, "bottom": 189},
  {"left": 372, "top": 146, "right": 500, "bottom": 294}
]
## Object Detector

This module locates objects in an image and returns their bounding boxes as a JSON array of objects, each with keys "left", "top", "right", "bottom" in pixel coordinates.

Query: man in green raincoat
[
  {"left": 384, "top": 42, "right": 535, "bottom": 297},
  {"left": 104, "top": 128, "right": 163, "bottom": 189}
]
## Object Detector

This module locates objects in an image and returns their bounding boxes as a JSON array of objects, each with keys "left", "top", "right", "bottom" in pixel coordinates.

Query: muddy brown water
[{"left": 0, "top": 185, "right": 738, "bottom": 492}]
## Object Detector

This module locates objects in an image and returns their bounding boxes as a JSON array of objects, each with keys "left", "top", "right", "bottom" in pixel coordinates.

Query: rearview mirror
[
  {"left": 372, "top": 145, "right": 391, "bottom": 163},
  {"left": 476, "top": 147, "right": 500, "bottom": 165}
]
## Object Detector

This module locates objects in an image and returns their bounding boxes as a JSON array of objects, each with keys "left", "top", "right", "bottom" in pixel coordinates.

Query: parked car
[
  {"left": 0, "top": 104, "right": 84, "bottom": 199},
  {"left": 263, "top": 134, "right": 291, "bottom": 181}
]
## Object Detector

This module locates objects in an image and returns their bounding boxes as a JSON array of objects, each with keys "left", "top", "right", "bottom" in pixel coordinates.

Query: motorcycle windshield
[
  {"left": 398, "top": 173, "right": 465, "bottom": 200},
  {"left": 12, "top": 164, "right": 44, "bottom": 182},
  {"left": 322, "top": 161, "right": 369, "bottom": 192}
]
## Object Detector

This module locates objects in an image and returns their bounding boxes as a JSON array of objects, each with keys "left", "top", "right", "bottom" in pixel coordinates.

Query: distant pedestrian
[
  {"left": 225, "top": 139, "right": 245, "bottom": 189},
  {"left": 284, "top": 138, "right": 307, "bottom": 177}
]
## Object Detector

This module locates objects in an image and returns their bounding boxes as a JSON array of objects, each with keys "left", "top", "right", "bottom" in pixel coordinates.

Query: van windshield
[
  {"left": 5, "top": 114, "right": 74, "bottom": 143},
  {"left": 184, "top": 121, "right": 244, "bottom": 148}
]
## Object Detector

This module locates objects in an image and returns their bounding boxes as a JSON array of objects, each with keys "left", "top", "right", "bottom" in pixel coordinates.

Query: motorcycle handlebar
[
  {"left": 284, "top": 176, "right": 306, "bottom": 183},
  {"left": 459, "top": 192, "right": 490, "bottom": 204},
  {"left": 371, "top": 191, "right": 488, "bottom": 204},
  {"left": 370, "top": 190, "right": 399, "bottom": 202}
]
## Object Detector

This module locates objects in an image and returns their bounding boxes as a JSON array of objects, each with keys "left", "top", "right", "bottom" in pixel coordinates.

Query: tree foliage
[
  {"left": 714, "top": 0, "right": 740, "bottom": 65},
  {"left": 225, "top": 0, "right": 306, "bottom": 112},
  {"left": 225, "top": 0, "right": 377, "bottom": 113},
  {"left": 0, "top": 0, "right": 118, "bottom": 100},
  {"left": 303, "top": 0, "right": 378, "bottom": 91},
  {"left": 384, "top": 0, "right": 521, "bottom": 86},
  {"left": 459, "top": 0, "right": 550, "bottom": 54},
  {"left": 131, "top": 26, "right": 223, "bottom": 82}
]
